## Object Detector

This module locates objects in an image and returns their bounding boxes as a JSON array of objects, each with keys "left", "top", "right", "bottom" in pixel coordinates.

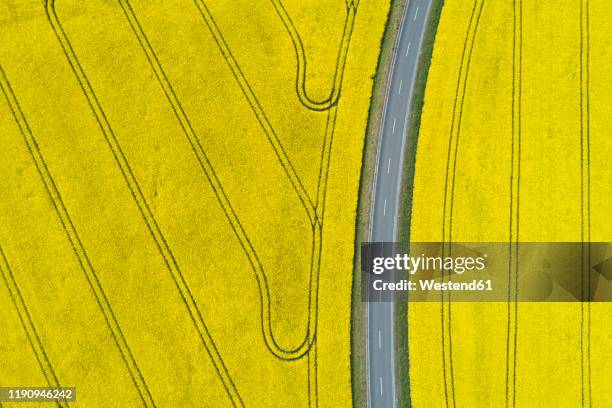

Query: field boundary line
[
  {"left": 579, "top": 0, "right": 592, "bottom": 406},
  {"left": 440, "top": 1, "right": 485, "bottom": 407},
  {"left": 0, "top": 62, "right": 155, "bottom": 408},
  {"left": 0, "top": 244, "right": 66, "bottom": 408},
  {"left": 44, "top": 1, "right": 243, "bottom": 406},
  {"left": 193, "top": 0, "right": 317, "bottom": 225},
  {"left": 505, "top": 1, "right": 521, "bottom": 406}
]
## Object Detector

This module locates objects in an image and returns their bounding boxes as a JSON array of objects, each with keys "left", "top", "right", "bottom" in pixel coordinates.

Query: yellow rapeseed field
[
  {"left": 0, "top": 0, "right": 389, "bottom": 407},
  {"left": 410, "top": 0, "right": 611, "bottom": 407}
]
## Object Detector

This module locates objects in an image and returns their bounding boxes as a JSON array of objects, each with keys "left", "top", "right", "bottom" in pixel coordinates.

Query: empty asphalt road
[{"left": 366, "top": 0, "right": 433, "bottom": 406}]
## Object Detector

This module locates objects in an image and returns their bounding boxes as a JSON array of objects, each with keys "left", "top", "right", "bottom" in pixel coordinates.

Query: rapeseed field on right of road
[{"left": 410, "top": 0, "right": 612, "bottom": 407}]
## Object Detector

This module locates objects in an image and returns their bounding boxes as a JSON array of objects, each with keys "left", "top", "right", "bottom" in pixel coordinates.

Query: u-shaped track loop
[
  {"left": 269, "top": 0, "right": 356, "bottom": 111},
  {"left": 119, "top": 0, "right": 318, "bottom": 361}
]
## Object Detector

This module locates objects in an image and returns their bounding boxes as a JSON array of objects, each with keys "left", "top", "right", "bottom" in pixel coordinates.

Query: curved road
[{"left": 366, "top": 0, "right": 432, "bottom": 406}]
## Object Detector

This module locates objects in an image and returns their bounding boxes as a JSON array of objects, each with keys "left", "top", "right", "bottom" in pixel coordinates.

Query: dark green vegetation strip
[
  {"left": 396, "top": 1, "right": 444, "bottom": 407},
  {"left": 351, "top": 0, "right": 408, "bottom": 406}
]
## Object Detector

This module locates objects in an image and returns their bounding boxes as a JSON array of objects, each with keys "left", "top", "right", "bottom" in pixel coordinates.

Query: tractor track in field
[
  {"left": 44, "top": 1, "right": 242, "bottom": 405},
  {"left": 0, "top": 61, "right": 156, "bottom": 408},
  {"left": 439, "top": 1, "right": 485, "bottom": 407}
]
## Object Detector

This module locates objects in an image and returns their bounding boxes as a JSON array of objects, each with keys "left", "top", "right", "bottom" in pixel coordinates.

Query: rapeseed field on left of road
[{"left": 0, "top": 0, "right": 389, "bottom": 407}]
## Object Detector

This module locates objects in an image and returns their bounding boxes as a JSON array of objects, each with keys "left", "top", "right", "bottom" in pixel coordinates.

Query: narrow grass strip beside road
[{"left": 396, "top": 1, "right": 444, "bottom": 407}]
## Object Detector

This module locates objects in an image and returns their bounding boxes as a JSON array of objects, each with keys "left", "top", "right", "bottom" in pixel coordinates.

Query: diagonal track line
[
  {"left": 43, "top": 1, "right": 242, "bottom": 406},
  {"left": 192, "top": 3, "right": 358, "bottom": 407},
  {"left": 0, "top": 244, "right": 66, "bottom": 408},
  {"left": 193, "top": 0, "right": 317, "bottom": 225},
  {"left": 0, "top": 62, "right": 155, "bottom": 408},
  {"left": 118, "top": 0, "right": 314, "bottom": 362}
]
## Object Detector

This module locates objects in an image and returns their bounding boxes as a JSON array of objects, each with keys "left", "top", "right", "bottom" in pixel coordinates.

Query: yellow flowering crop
[
  {"left": 410, "top": 0, "right": 611, "bottom": 407},
  {"left": 0, "top": 0, "right": 389, "bottom": 407}
]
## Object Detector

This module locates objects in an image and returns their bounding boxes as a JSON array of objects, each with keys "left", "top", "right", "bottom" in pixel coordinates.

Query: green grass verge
[{"left": 396, "top": 0, "right": 444, "bottom": 407}]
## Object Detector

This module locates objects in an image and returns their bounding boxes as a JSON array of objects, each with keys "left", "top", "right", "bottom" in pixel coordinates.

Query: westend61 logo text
[
  {"left": 371, "top": 253, "right": 486, "bottom": 275},
  {"left": 362, "top": 242, "right": 612, "bottom": 302}
]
